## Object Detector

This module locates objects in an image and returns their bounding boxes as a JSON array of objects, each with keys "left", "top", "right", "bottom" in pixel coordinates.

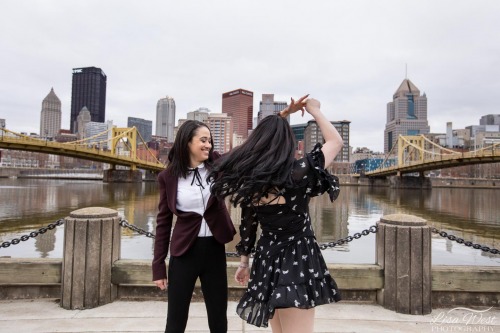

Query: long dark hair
[
  {"left": 166, "top": 120, "right": 214, "bottom": 178},
  {"left": 209, "top": 115, "right": 296, "bottom": 206}
]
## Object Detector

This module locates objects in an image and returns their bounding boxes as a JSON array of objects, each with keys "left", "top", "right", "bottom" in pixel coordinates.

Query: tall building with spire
[
  {"left": 156, "top": 96, "right": 176, "bottom": 142},
  {"left": 70, "top": 67, "right": 107, "bottom": 133},
  {"left": 384, "top": 78, "right": 430, "bottom": 153},
  {"left": 40, "top": 88, "right": 61, "bottom": 139},
  {"left": 222, "top": 89, "right": 253, "bottom": 139}
]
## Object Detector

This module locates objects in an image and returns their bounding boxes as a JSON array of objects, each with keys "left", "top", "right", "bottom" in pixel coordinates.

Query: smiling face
[{"left": 188, "top": 126, "right": 212, "bottom": 167}]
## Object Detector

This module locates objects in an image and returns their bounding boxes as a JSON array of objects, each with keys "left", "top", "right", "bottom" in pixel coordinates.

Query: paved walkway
[{"left": 0, "top": 299, "right": 499, "bottom": 333}]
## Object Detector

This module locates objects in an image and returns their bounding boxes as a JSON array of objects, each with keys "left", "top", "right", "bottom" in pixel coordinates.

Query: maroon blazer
[{"left": 152, "top": 158, "right": 236, "bottom": 281}]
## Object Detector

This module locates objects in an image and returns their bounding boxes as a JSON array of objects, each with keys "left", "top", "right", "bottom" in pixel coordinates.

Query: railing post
[
  {"left": 61, "top": 207, "right": 121, "bottom": 309},
  {"left": 376, "top": 214, "right": 431, "bottom": 315}
]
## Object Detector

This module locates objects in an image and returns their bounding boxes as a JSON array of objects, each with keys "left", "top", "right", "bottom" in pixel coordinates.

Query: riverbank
[
  {"left": 0, "top": 168, "right": 157, "bottom": 182},
  {"left": 338, "top": 174, "right": 499, "bottom": 188},
  {"left": 1, "top": 168, "right": 499, "bottom": 188},
  {"left": 0, "top": 167, "right": 103, "bottom": 179}
]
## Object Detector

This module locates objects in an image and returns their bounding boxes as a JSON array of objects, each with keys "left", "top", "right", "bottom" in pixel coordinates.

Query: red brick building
[{"left": 222, "top": 89, "right": 253, "bottom": 140}]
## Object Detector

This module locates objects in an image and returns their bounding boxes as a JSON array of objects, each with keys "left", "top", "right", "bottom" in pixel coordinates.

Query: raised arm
[
  {"left": 305, "top": 98, "right": 343, "bottom": 168},
  {"left": 280, "top": 95, "right": 343, "bottom": 169}
]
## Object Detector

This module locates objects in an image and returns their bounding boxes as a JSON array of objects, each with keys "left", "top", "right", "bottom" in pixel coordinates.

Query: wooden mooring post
[
  {"left": 61, "top": 207, "right": 121, "bottom": 309},
  {"left": 376, "top": 214, "right": 432, "bottom": 315}
]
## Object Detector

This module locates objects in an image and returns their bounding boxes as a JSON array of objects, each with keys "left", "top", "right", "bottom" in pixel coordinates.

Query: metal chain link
[
  {"left": 431, "top": 227, "right": 499, "bottom": 255},
  {"left": 6, "top": 218, "right": 497, "bottom": 259},
  {"left": 119, "top": 219, "right": 155, "bottom": 239},
  {"left": 227, "top": 226, "right": 378, "bottom": 257},
  {"left": 318, "top": 225, "right": 378, "bottom": 251},
  {"left": 118, "top": 220, "right": 378, "bottom": 257},
  {"left": 0, "top": 219, "right": 65, "bottom": 249}
]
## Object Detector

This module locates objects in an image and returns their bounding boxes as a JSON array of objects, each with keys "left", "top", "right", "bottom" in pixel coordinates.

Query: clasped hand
[{"left": 281, "top": 94, "right": 321, "bottom": 117}]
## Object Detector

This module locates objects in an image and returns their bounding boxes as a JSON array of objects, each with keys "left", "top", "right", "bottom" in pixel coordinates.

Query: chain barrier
[
  {"left": 431, "top": 227, "right": 499, "bottom": 255},
  {"left": 0, "top": 219, "right": 65, "bottom": 249},
  {"left": 118, "top": 219, "right": 378, "bottom": 257},
  {"left": 5, "top": 219, "right": 497, "bottom": 257},
  {"left": 119, "top": 219, "right": 155, "bottom": 239},
  {"left": 318, "top": 225, "right": 378, "bottom": 251}
]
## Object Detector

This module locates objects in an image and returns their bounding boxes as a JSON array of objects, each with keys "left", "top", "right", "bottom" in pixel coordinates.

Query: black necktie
[{"left": 190, "top": 167, "right": 205, "bottom": 189}]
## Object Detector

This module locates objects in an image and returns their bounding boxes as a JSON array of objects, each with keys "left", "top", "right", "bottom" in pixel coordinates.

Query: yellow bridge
[
  {"left": 366, "top": 135, "right": 500, "bottom": 177},
  {"left": 0, "top": 127, "right": 165, "bottom": 172},
  {"left": 1, "top": 129, "right": 499, "bottom": 177}
]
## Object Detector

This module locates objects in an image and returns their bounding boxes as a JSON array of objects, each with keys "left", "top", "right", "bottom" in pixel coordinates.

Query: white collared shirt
[{"left": 176, "top": 163, "right": 213, "bottom": 237}]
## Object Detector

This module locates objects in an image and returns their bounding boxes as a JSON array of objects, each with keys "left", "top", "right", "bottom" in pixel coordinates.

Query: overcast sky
[{"left": 1, "top": 0, "right": 499, "bottom": 152}]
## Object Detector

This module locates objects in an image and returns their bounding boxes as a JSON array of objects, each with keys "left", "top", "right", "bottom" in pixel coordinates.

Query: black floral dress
[{"left": 235, "top": 143, "right": 342, "bottom": 328}]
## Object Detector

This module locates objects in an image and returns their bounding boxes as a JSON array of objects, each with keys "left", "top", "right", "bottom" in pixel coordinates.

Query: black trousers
[{"left": 165, "top": 237, "right": 228, "bottom": 333}]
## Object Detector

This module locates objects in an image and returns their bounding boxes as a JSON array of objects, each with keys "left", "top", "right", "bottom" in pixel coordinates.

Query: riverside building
[
  {"left": 222, "top": 89, "right": 253, "bottom": 140},
  {"left": 40, "top": 88, "right": 61, "bottom": 139},
  {"left": 257, "top": 94, "right": 288, "bottom": 124},
  {"left": 128, "top": 117, "right": 153, "bottom": 143},
  {"left": 303, "top": 120, "right": 351, "bottom": 162},
  {"left": 156, "top": 96, "right": 176, "bottom": 143},
  {"left": 206, "top": 113, "right": 233, "bottom": 153},
  {"left": 70, "top": 67, "right": 107, "bottom": 133},
  {"left": 384, "top": 78, "right": 430, "bottom": 153}
]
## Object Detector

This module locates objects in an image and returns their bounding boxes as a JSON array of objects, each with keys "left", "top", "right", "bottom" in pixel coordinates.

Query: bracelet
[{"left": 239, "top": 263, "right": 249, "bottom": 269}]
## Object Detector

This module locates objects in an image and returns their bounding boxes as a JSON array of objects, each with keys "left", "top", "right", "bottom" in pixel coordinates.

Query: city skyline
[
  {"left": 1, "top": 1, "right": 499, "bottom": 152},
  {"left": 3, "top": 80, "right": 498, "bottom": 153}
]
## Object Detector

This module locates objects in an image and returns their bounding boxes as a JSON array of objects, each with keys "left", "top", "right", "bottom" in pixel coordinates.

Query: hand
[
  {"left": 305, "top": 98, "right": 321, "bottom": 114},
  {"left": 234, "top": 266, "right": 250, "bottom": 286},
  {"left": 154, "top": 278, "right": 168, "bottom": 290},
  {"left": 280, "top": 94, "right": 309, "bottom": 118}
]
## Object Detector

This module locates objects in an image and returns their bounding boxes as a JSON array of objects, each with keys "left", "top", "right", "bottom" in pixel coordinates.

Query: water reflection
[
  {"left": 0, "top": 179, "right": 498, "bottom": 266},
  {"left": 34, "top": 226, "right": 56, "bottom": 258}
]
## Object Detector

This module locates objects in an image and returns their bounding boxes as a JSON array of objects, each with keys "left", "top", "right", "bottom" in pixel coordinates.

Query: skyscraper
[
  {"left": 40, "top": 88, "right": 61, "bottom": 139},
  {"left": 384, "top": 78, "right": 430, "bottom": 153},
  {"left": 304, "top": 120, "right": 351, "bottom": 162},
  {"left": 156, "top": 96, "right": 176, "bottom": 142},
  {"left": 257, "top": 94, "right": 288, "bottom": 124},
  {"left": 128, "top": 117, "right": 153, "bottom": 143},
  {"left": 0, "top": 119, "right": 5, "bottom": 137},
  {"left": 76, "top": 107, "right": 91, "bottom": 140},
  {"left": 187, "top": 107, "right": 210, "bottom": 122},
  {"left": 206, "top": 113, "right": 233, "bottom": 153},
  {"left": 70, "top": 67, "right": 107, "bottom": 133},
  {"left": 480, "top": 114, "right": 500, "bottom": 126},
  {"left": 85, "top": 120, "right": 114, "bottom": 148},
  {"left": 222, "top": 89, "right": 253, "bottom": 139}
]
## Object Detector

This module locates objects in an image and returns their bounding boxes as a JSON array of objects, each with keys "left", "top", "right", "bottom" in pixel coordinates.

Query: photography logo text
[{"left": 431, "top": 307, "right": 497, "bottom": 332}]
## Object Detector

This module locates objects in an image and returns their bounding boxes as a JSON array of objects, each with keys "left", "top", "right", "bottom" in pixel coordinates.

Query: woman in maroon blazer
[{"left": 153, "top": 120, "right": 236, "bottom": 333}]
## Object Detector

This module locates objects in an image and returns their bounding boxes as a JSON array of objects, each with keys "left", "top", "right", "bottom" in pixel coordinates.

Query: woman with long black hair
[
  {"left": 209, "top": 95, "right": 343, "bottom": 333},
  {"left": 153, "top": 120, "right": 236, "bottom": 333}
]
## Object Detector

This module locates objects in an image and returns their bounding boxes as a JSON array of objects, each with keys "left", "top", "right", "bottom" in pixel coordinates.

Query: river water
[{"left": 0, "top": 178, "right": 498, "bottom": 266}]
